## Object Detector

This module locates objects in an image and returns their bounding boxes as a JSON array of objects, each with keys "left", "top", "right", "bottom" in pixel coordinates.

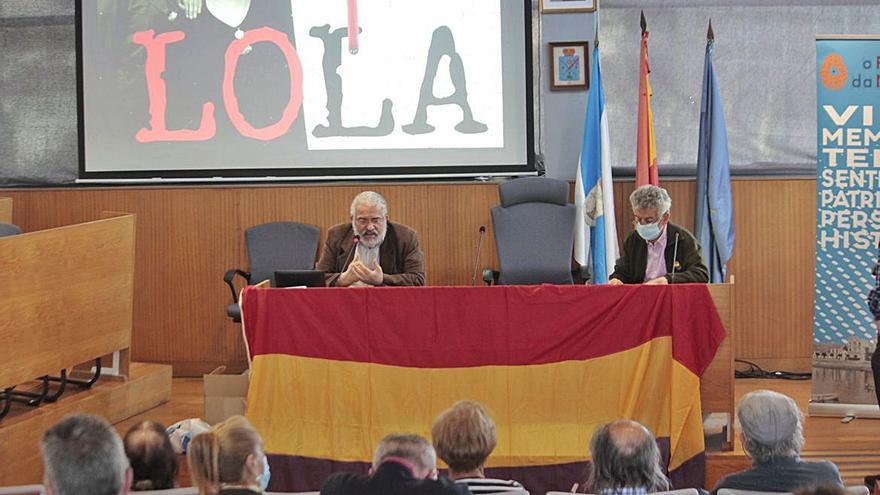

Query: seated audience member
[
  {"left": 41, "top": 413, "right": 133, "bottom": 495},
  {"left": 320, "top": 433, "right": 470, "bottom": 495},
  {"left": 585, "top": 420, "right": 671, "bottom": 495},
  {"left": 123, "top": 420, "right": 178, "bottom": 491},
  {"left": 609, "top": 185, "right": 709, "bottom": 285},
  {"left": 431, "top": 400, "right": 526, "bottom": 493},
  {"left": 188, "top": 415, "right": 270, "bottom": 495},
  {"left": 711, "top": 390, "right": 842, "bottom": 495},
  {"left": 316, "top": 191, "right": 426, "bottom": 287},
  {"left": 869, "top": 241, "right": 880, "bottom": 407}
]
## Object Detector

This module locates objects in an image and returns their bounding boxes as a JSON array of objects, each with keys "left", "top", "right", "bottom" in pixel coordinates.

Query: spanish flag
[
  {"left": 637, "top": 12, "right": 659, "bottom": 187},
  {"left": 241, "top": 285, "right": 724, "bottom": 492}
]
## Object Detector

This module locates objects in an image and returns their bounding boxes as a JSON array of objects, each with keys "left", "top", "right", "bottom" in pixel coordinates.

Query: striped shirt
[
  {"left": 869, "top": 242, "right": 880, "bottom": 320},
  {"left": 599, "top": 487, "right": 649, "bottom": 495},
  {"left": 455, "top": 477, "right": 527, "bottom": 494}
]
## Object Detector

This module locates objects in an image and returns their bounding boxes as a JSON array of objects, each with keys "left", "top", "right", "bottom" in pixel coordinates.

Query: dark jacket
[
  {"left": 610, "top": 223, "right": 709, "bottom": 284},
  {"left": 710, "top": 456, "right": 842, "bottom": 495},
  {"left": 320, "top": 460, "right": 470, "bottom": 495},
  {"left": 316, "top": 221, "right": 426, "bottom": 287},
  {"left": 869, "top": 241, "right": 880, "bottom": 321}
]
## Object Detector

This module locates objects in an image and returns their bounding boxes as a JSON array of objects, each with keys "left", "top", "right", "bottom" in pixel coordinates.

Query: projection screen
[{"left": 77, "top": 0, "right": 535, "bottom": 181}]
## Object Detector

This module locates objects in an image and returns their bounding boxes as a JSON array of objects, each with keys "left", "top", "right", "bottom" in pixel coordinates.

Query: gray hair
[
  {"left": 42, "top": 413, "right": 130, "bottom": 495},
  {"left": 372, "top": 433, "right": 437, "bottom": 474},
  {"left": 350, "top": 191, "right": 388, "bottom": 217},
  {"left": 629, "top": 186, "right": 672, "bottom": 216},
  {"left": 588, "top": 420, "right": 671, "bottom": 492},
  {"left": 738, "top": 390, "right": 804, "bottom": 464}
]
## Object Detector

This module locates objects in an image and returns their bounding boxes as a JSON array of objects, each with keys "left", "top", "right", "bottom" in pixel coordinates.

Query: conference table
[{"left": 240, "top": 284, "right": 732, "bottom": 493}]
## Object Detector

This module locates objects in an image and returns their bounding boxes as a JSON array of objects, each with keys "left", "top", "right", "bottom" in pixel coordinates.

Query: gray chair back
[
  {"left": 491, "top": 177, "right": 576, "bottom": 285},
  {"left": 245, "top": 222, "right": 320, "bottom": 286},
  {"left": 0, "top": 223, "right": 22, "bottom": 237}
]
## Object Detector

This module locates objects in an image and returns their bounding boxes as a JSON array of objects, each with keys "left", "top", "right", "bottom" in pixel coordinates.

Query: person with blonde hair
[
  {"left": 431, "top": 401, "right": 525, "bottom": 494},
  {"left": 188, "top": 416, "right": 270, "bottom": 495}
]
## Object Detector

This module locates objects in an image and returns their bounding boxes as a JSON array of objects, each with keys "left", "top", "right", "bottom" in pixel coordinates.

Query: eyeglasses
[{"left": 355, "top": 217, "right": 385, "bottom": 228}]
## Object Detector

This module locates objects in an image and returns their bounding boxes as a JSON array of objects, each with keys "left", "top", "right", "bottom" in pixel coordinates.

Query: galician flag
[{"left": 575, "top": 42, "right": 618, "bottom": 284}]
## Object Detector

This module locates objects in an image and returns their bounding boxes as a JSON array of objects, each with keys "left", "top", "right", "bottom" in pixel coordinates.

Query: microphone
[
  {"left": 670, "top": 232, "right": 680, "bottom": 284},
  {"left": 342, "top": 234, "right": 360, "bottom": 271},
  {"left": 471, "top": 226, "right": 487, "bottom": 286}
]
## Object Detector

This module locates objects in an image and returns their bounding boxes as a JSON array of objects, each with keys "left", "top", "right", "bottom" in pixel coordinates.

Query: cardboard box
[{"left": 203, "top": 368, "right": 250, "bottom": 425}]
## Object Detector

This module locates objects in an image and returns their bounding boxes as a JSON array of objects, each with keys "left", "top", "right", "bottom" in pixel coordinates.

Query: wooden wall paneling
[
  {"left": 3, "top": 179, "right": 816, "bottom": 374},
  {"left": 0, "top": 214, "right": 135, "bottom": 387},
  {"left": 0, "top": 197, "right": 11, "bottom": 223},
  {"left": 5, "top": 184, "right": 505, "bottom": 375},
  {"left": 727, "top": 179, "right": 815, "bottom": 371},
  {"left": 613, "top": 178, "right": 814, "bottom": 372}
]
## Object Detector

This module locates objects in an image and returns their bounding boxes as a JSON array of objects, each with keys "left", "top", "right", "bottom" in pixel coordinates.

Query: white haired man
[
  {"left": 710, "top": 390, "right": 842, "bottom": 495},
  {"left": 41, "top": 413, "right": 133, "bottom": 495},
  {"left": 609, "top": 185, "right": 709, "bottom": 285},
  {"left": 320, "top": 433, "right": 469, "bottom": 495},
  {"left": 317, "top": 191, "right": 425, "bottom": 286},
  {"left": 584, "top": 420, "right": 670, "bottom": 495}
]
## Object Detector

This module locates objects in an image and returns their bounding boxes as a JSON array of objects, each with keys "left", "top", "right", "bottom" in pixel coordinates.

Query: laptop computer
[{"left": 274, "top": 270, "right": 326, "bottom": 288}]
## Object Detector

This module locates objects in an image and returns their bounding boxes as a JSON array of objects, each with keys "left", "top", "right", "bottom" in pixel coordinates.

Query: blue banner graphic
[{"left": 813, "top": 38, "right": 880, "bottom": 406}]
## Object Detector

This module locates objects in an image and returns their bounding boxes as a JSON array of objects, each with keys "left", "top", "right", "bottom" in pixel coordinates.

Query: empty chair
[
  {"left": 0, "top": 485, "right": 44, "bottom": 495},
  {"left": 0, "top": 223, "right": 22, "bottom": 237},
  {"left": 489, "top": 177, "right": 577, "bottom": 285},
  {"left": 224, "top": 221, "right": 320, "bottom": 322}
]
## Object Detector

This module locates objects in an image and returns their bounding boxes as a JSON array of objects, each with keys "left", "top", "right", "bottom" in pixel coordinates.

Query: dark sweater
[
  {"left": 711, "top": 456, "right": 842, "bottom": 495},
  {"left": 610, "top": 223, "right": 709, "bottom": 284},
  {"left": 320, "top": 461, "right": 470, "bottom": 495}
]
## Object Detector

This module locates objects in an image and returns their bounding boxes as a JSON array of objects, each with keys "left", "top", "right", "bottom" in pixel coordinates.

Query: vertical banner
[{"left": 812, "top": 37, "right": 880, "bottom": 416}]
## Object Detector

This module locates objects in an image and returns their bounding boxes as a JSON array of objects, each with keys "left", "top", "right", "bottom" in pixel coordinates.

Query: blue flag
[
  {"left": 575, "top": 44, "right": 618, "bottom": 283},
  {"left": 694, "top": 39, "right": 735, "bottom": 283}
]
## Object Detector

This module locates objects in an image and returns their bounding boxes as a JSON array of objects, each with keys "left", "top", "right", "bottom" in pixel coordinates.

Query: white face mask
[
  {"left": 259, "top": 455, "right": 271, "bottom": 491},
  {"left": 636, "top": 221, "right": 662, "bottom": 241}
]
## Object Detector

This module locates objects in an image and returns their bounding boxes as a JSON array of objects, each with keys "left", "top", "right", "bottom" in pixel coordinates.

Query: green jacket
[{"left": 610, "top": 222, "right": 709, "bottom": 284}]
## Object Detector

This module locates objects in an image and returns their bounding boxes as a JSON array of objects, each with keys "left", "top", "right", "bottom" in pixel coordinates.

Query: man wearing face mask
[
  {"left": 608, "top": 185, "right": 709, "bottom": 285},
  {"left": 317, "top": 191, "right": 426, "bottom": 287}
]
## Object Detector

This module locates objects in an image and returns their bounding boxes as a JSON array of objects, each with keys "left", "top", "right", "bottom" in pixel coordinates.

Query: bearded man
[{"left": 317, "top": 191, "right": 425, "bottom": 287}]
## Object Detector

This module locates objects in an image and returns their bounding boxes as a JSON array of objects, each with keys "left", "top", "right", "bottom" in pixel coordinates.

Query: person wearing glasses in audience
[
  {"left": 609, "top": 185, "right": 709, "bottom": 285},
  {"left": 317, "top": 191, "right": 426, "bottom": 287}
]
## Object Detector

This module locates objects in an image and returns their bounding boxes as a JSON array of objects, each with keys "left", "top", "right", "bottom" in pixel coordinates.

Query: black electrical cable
[{"left": 734, "top": 358, "right": 812, "bottom": 380}]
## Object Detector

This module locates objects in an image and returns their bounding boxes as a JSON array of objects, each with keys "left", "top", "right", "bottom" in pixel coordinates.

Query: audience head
[
  {"left": 372, "top": 433, "right": 438, "bottom": 480},
  {"left": 123, "top": 421, "right": 178, "bottom": 491},
  {"left": 431, "top": 400, "right": 497, "bottom": 476},
  {"left": 588, "top": 420, "right": 670, "bottom": 492},
  {"left": 187, "top": 415, "right": 269, "bottom": 495},
  {"left": 738, "top": 390, "right": 804, "bottom": 464},
  {"left": 350, "top": 191, "right": 389, "bottom": 249},
  {"left": 629, "top": 186, "right": 672, "bottom": 241},
  {"left": 41, "top": 413, "right": 132, "bottom": 495}
]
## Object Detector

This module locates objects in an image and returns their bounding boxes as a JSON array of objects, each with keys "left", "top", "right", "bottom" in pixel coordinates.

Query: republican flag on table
[
  {"left": 240, "top": 285, "right": 726, "bottom": 493},
  {"left": 636, "top": 12, "right": 659, "bottom": 187},
  {"left": 574, "top": 41, "right": 618, "bottom": 284},
  {"left": 694, "top": 23, "right": 735, "bottom": 283}
]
